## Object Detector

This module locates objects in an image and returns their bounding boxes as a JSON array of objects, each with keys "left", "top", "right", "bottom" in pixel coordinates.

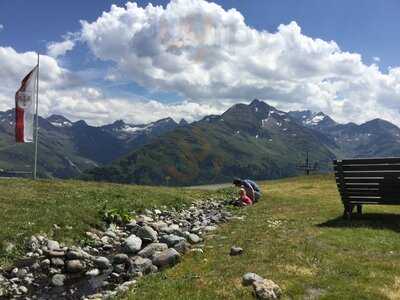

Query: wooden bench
[{"left": 334, "top": 157, "right": 400, "bottom": 219}]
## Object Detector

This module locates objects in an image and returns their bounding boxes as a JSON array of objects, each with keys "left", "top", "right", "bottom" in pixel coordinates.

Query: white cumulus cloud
[
  {"left": 0, "top": 46, "right": 220, "bottom": 125},
  {"left": 0, "top": 24, "right": 4, "bottom": 31},
  {"left": 47, "top": 39, "right": 75, "bottom": 58},
  {"left": 77, "top": 0, "right": 400, "bottom": 126}
]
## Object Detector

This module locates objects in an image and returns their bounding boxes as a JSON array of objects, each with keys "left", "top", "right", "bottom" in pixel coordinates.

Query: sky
[{"left": 1, "top": 0, "right": 400, "bottom": 125}]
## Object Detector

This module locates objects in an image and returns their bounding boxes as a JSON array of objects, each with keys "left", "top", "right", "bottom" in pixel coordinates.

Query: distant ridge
[{"left": 2, "top": 99, "right": 400, "bottom": 183}]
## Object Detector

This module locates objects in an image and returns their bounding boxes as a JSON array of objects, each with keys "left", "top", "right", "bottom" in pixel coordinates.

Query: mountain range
[
  {"left": 0, "top": 110, "right": 184, "bottom": 178},
  {"left": 1, "top": 99, "right": 399, "bottom": 185}
]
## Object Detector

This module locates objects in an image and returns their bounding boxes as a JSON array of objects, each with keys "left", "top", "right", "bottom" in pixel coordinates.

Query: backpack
[{"left": 244, "top": 179, "right": 261, "bottom": 193}]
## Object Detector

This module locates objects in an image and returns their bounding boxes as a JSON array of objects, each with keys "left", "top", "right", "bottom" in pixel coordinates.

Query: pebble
[
  {"left": 85, "top": 269, "right": 100, "bottom": 277},
  {"left": 204, "top": 226, "right": 217, "bottom": 232},
  {"left": 230, "top": 246, "right": 244, "bottom": 256},
  {"left": 189, "top": 248, "right": 204, "bottom": 255}
]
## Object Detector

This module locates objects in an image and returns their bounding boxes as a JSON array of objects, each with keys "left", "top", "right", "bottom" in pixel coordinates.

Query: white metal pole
[{"left": 33, "top": 53, "right": 40, "bottom": 180}]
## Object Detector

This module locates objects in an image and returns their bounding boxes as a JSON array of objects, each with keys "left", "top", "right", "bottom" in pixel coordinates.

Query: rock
[
  {"left": 10, "top": 267, "right": 18, "bottom": 277},
  {"left": 101, "top": 236, "right": 112, "bottom": 245},
  {"left": 204, "top": 226, "right": 217, "bottom": 232},
  {"left": 189, "top": 248, "right": 204, "bottom": 254},
  {"left": 4, "top": 242, "right": 15, "bottom": 254},
  {"left": 152, "top": 248, "right": 181, "bottom": 269},
  {"left": 51, "top": 258, "right": 65, "bottom": 267},
  {"left": 115, "top": 280, "right": 136, "bottom": 294},
  {"left": 18, "top": 285, "right": 28, "bottom": 294},
  {"left": 86, "top": 232, "right": 100, "bottom": 240},
  {"left": 123, "top": 235, "right": 142, "bottom": 254},
  {"left": 49, "top": 267, "right": 61, "bottom": 275},
  {"left": 136, "top": 226, "right": 158, "bottom": 242},
  {"left": 47, "top": 240, "right": 60, "bottom": 251},
  {"left": 40, "top": 259, "right": 51, "bottom": 269},
  {"left": 131, "top": 257, "right": 153, "bottom": 274},
  {"left": 27, "top": 236, "right": 40, "bottom": 251},
  {"left": 151, "top": 221, "right": 168, "bottom": 231},
  {"left": 190, "top": 226, "right": 201, "bottom": 234},
  {"left": 104, "top": 231, "right": 117, "bottom": 239},
  {"left": 126, "top": 222, "right": 142, "bottom": 235},
  {"left": 137, "top": 215, "right": 153, "bottom": 224},
  {"left": 51, "top": 274, "right": 66, "bottom": 287},
  {"left": 173, "top": 240, "right": 190, "bottom": 254},
  {"left": 112, "top": 263, "right": 125, "bottom": 274},
  {"left": 138, "top": 243, "right": 169, "bottom": 258},
  {"left": 66, "top": 250, "right": 84, "bottom": 260},
  {"left": 230, "top": 246, "right": 243, "bottom": 256},
  {"left": 242, "top": 273, "right": 264, "bottom": 287},
  {"left": 159, "top": 234, "right": 185, "bottom": 247},
  {"left": 66, "top": 260, "right": 85, "bottom": 273},
  {"left": 102, "top": 244, "right": 114, "bottom": 251},
  {"left": 94, "top": 257, "right": 111, "bottom": 270},
  {"left": 185, "top": 233, "right": 201, "bottom": 244},
  {"left": 31, "top": 262, "right": 40, "bottom": 270},
  {"left": 45, "top": 250, "right": 66, "bottom": 258},
  {"left": 86, "top": 269, "right": 100, "bottom": 277},
  {"left": 252, "top": 279, "right": 282, "bottom": 299},
  {"left": 16, "top": 268, "right": 28, "bottom": 279},
  {"left": 86, "top": 293, "right": 103, "bottom": 299},
  {"left": 126, "top": 220, "right": 137, "bottom": 229},
  {"left": 113, "top": 253, "right": 130, "bottom": 265},
  {"left": 23, "top": 275, "right": 34, "bottom": 285}
]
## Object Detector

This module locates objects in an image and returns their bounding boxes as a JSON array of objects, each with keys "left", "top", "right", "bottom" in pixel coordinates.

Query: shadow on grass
[{"left": 318, "top": 213, "right": 400, "bottom": 233}]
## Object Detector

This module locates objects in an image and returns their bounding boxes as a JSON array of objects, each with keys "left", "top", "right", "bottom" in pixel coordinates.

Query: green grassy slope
[
  {"left": 0, "top": 178, "right": 225, "bottom": 267},
  {"left": 85, "top": 101, "right": 336, "bottom": 186},
  {"left": 124, "top": 175, "right": 400, "bottom": 300}
]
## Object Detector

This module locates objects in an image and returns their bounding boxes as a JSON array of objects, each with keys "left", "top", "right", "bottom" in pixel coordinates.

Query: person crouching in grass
[{"left": 234, "top": 188, "right": 253, "bottom": 207}]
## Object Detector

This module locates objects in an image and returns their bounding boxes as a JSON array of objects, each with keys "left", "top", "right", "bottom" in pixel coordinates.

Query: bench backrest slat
[{"left": 334, "top": 157, "right": 400, "bottom": 205}]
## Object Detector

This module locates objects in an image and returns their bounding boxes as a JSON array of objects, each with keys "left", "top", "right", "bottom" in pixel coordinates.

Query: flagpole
[{"left": 33, "top": 53, "right": 40, "bottom": 180}]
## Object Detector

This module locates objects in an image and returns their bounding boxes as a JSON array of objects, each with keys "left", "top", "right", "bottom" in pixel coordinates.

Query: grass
[
  {"left": 3, "top": 174, "right": 400, "bottom": 299},
  {"left": 0, "top": 178, "right": 227, "bottom": 267},
  {"left": 122, "top": 174, "right": 400, "bottom": 300}
]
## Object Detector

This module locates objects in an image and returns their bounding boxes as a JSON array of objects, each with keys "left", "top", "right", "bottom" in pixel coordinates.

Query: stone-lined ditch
[{"left": 0, "top": 200, "right": 236, "bottom": 300}]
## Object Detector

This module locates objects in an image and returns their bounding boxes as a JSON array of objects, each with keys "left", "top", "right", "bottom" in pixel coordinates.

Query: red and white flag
[{"left": 15, "top": 66, "right": 38, "bottom": 143}]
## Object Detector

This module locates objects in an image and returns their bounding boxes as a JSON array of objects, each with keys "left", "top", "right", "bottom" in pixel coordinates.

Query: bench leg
[
  {"left": 356, "top": 205, "right": 362, "bottom": 216},
  {"left": 343, "top": 204, "right": 354, "bottom": 220}
]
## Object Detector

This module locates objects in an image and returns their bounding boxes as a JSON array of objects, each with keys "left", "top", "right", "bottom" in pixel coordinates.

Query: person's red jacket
[{"left": 241, "top": 194, "right": 253, "bottom": 206}]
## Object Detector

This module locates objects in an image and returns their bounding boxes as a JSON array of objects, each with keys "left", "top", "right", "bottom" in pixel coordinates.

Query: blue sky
[
  {"left": 1, "top": 0, "right": 398, "bottom": 70},
  {"left": 1, "top": 0, "right": 400, "bottom": 125}
]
